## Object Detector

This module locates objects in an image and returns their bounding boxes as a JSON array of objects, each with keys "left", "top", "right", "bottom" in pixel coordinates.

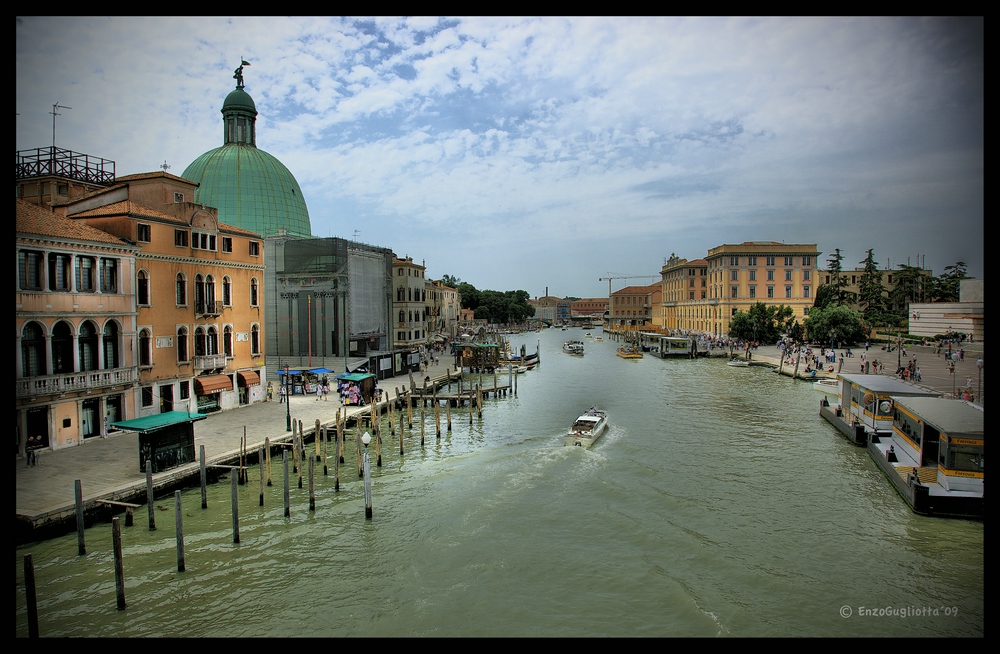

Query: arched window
[
  {"left": 79, "top": 320, "right": 98, "bottom": 372},
  {"left": 222, "top": 276, "right": 232, "bottom": 306},
  {"left": 251, "top": 324, "right": 260, "bottom": 355},
  {"left": 205, "top": 275, "right": 216, "bottom": 311},
  {"left": 103, "top": 321, "right": 119, "bottom": 369},
  {"left": 224, "top": 325, "right": 234, "bottom": 357},
  {"left": 139, "top": 328, "right": 152, "bottom": 367},
  {"left": 176, "top": 273, "right": 187, "bottom": 306},
  {"left": 194, "top": 274, "right": 205, "bottom": 313},
  {"left": 137, "top": 270, "right": 150, "bottom": 306},
  {"left": 194, "top": 326, "right": 206, "bottom": 357},
  {"left": 397, "top": 286, "right": 405, "bottom": 302},
  {"left": 399, "top": 310, "right": 405, "bottom": 323},
  {"left": 207, "top": 326, "right": 218, "bottom": 355},
  {"left": 250, "top": 277, "right": 259, "bottom": 307},
  {"left": 52, "top": 321, "right": 73, "bottom": 373},
  {"left": 21, "top": 321, "right": 46, "bottom": 377},
  {"left": 177, "top": 326, "right": 189, "bottom": 362}
]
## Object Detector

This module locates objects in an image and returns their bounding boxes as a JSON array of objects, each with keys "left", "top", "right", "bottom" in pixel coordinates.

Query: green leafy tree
[
  {"left": 857, "top": 249, "right": 888, "bottom": 324},
  {"left": 456, "top": 282, "right": 480, "bottom": 311},
  {"left": 930, "top": 262, "right": 969, "bottom": 302},
  {"left": 887, "top": 264, "right": 929, "bottom": 316},
  {"left": 728, "top": 302, "right": 793, "bottom": 343},
  {"left": 825, "top": 248, "right": 851, "bottom": 306},
  {"left": 803, "top": 305, "right": 866, "bottom": 345},
  {"left": 439, "top": 274, "right": 461, "bottom": 288}
]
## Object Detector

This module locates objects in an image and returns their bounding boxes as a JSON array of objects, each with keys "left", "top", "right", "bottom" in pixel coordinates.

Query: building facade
[
  {"left": 16, "top": 199, "right": 140, "bottom": 453},
  {"left": 55, "top": 173, "right": 267, "bottom": 415},
  {"left": 609, "top": 283, "right": 662, "bottom": 329},
  {"left": 660, "top": 254, "right": 709, "bottom": 333},
  {"left": 428, "top": 279, "right": 461, "bottom": 339},
  {"left": 264, "top": 234, "right": 394, "bottom": 373},
  {"left": 393, "top": 257, "right": 428, "bottom": 350},
  {"left": 704, "top": 242, "right": 820, "bottom": 337}
]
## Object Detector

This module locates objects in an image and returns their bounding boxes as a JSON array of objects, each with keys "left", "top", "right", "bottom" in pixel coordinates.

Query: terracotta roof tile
[
  {"left": 16, "top": 199, "right": 132, "bottom": 246},
  {"left": 69, "top": 199, "right": 189, "bottom": 225}
]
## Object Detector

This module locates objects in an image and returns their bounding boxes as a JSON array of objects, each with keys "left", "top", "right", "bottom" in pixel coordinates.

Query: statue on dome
[{"left": 233, "top": 58, "right": 251, "bottom": 88}]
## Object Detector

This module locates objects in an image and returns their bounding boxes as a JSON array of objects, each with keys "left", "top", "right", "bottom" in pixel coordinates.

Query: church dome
[{"left": 182, "top": 66, "right": 311, "bottom": 239}]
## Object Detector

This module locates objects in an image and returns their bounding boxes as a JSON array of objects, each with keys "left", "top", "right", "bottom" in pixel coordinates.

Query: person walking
[{"left": 279, "top": 383, "right": 286, "bottom": 403}]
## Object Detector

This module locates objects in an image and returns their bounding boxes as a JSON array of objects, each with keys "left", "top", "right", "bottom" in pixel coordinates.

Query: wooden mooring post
[
  {"left": 283, "top": 451, "right": 290, "bottom": 518},
  {"left": 112, "top": 517, "right": 126, "bottom": 610},
  {"left": 75, "top": 479, "right": 86, "bottom": 555},
  {"left": 259, "top": 447, "right": 266, "bottom": 506},
  {"left": 265, "top": 437, "right": 273, "bottom": 487},
  {"left": 146, "top": 460, "right": 155, "bottom": 531},
  {"left": 23, "top": 554, "right": 39, "bottom": 637},
  {"left": 231, "top": 468, "right": 240, "bottom": 544},
  {"left": 175, "top": 490, "right": 185, "bottom": 572},
  {"left": 200, "top": 444, "right": 208, "bottom": 507}
]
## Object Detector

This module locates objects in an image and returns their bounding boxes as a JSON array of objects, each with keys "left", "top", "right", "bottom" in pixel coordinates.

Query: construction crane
[{"left": 598, "top": 273, "right": 658, "bottom": 297}]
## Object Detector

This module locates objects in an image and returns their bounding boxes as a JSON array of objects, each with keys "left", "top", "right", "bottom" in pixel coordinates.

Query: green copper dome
[
  {"left": 182, "top": 73, "right": 311, "bottom": 239},
  {"left": 183, "top": 144, "right": 312, "bottom": 239}
]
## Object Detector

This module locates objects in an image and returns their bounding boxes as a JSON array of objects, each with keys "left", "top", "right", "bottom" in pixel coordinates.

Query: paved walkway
[{"left": 16, "top": 352, "right": 464, "bottom": 537}]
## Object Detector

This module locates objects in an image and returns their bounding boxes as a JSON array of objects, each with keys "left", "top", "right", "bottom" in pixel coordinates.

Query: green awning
[
  {"left": 111, "top": 411, "right": 208, "bottom": 434},
  {"left": 335, "top": 373, "right": 375, "bottom": 382}
]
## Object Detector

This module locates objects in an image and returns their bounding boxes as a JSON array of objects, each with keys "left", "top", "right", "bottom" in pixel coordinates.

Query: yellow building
[
  {"left": 660, "top": 254, "right": 709, "bottom": 333},
  {"left": 54, "top": 172, "right": 267, "bottom": 415},
  {"left": 704, "top": 242, "right": 820, "bottom": 337},
  {"left": 17, "top": 199, "right": 140, "bottom": 453}
]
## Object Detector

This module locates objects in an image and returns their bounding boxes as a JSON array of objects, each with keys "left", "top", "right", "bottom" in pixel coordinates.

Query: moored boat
[
  {"left": 726, "top": 357, "right": 749, "bottom": 367},
  {"left": 565, "top": 407, "right": 609, "bottom": 447}
]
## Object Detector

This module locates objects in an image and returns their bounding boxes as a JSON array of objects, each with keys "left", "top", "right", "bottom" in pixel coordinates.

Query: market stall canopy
[
  {"left": 308, "top": 367, "right": 333, "bottom": 374},
  {"left": 194, "top": 374, "right": 233, "bottom": 395},
  {"left": 111, "top": 411, "right": 207, "bottom": 435},
  {"left": 275, "top": 369, "right": 303, "bottom": 375},
  {"left": 335, "top": 372, "right": 376, "bottom": 382},
  {"left": 237, "top": 371, "right": 261, "bottom": 387}
]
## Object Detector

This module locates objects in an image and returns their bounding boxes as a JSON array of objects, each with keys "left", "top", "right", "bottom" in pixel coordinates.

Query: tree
[
  {"left": 727, "top": 302, "right": 793, "bottom": 343},
  {"left": 931, "top": 262, "right": 969, "bottom": 302},
  {"left": 803, "top": 305, "right": 866, "bottom": 345},
  {"left": 825, "top": 248, "right": 851, "bottom": 306},
  {"left": 856, "top": 249, "right": 888, "bottom": 324},
  {"left": 887, "top": 264, "right": 929, "bottom": 316},
  {"left": 439, "top": 274, "right": 461, "bottom": 288}
]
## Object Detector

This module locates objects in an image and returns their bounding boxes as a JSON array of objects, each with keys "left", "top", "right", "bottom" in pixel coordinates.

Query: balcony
[
  {"left": 193, "top": 354, "right": 228, "bottom": 371},
  {"left": 17, "top": 367, "right": 137, "bottom": 398},
  {"left": 195, "top": 300, "right": 223, "bottom": 317}
]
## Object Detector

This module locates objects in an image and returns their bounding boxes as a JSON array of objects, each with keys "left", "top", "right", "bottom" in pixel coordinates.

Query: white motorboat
[
  {"left": 565, "top": 408, "right": 609, "bottom": 448},
  {"left": 812, "top": 378, "right": 840, "bottom": 395},
  {"left": 726, "top": 358, "right": 749, "bottom": 367},
  {"left": 563, "top": 340, "right": 585, "bottom": 355}
]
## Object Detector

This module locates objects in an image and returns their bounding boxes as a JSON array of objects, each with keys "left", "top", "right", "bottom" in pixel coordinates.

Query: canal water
[{"left": 15, "top": 328, "right": 984, "bottom": 637}]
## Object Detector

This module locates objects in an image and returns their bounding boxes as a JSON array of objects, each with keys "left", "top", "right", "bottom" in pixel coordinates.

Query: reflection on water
[{"left": 15, "top": 328, "right": 983, "bottom": 637}]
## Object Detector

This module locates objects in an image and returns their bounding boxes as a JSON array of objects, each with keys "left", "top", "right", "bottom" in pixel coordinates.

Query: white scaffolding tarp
[{"left": 348, "top": 249, "right": 387, "bottom": 336}]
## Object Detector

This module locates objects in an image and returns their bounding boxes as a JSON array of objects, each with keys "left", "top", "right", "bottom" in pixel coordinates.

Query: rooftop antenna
[
  {"left": 51, "top": 102, "right": 71, "bottom": 148},
  {"left": 352, "top": 229, "right": 361, "bottom": 242}
]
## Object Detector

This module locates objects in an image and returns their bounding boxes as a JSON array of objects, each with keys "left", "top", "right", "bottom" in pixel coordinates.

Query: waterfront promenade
[
  {"left": 15, "top": 336, "right": 983, "bottom": 541},
  {"left": 15, "top": 354, "right": 464, "bottom": 541}
]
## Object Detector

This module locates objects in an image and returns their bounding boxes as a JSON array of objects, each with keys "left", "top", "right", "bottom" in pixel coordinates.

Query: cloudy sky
[{"left": 16, "top": 16, "right": 983, "bottom": 299}]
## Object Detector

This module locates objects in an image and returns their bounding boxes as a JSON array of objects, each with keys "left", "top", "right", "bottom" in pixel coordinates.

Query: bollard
[
  {"left": 315, "top": 419, "right": 322, "bottom": 462},
  {"left": 112, "top": 517, "right": 126, "bottom": 610},
  {"left": 322, "top": 427, "right": 328, "bottom": 476},
  {"left": 146, "top": 460, "right": 156, "bottom": 531},
  {"left": 283, "top": 451, "right": 290, "bottom": 518},
  {"left": 259, "top": 447, "right": 266, "bottom": 506},
  {"left": 265, "top": 437, "right": 273, "bottom": 487},
  {"left": 420, "top": 406, "right": 425, "bottom": 447},
  {"left": 231, "top": 468, "right": 240, "bottom": 544},
  {"left": 23, "top": 554, "right": 39, "bottom": 638},
  {"left": 175, "top": 490, "right": 185, "bottom": 572},
  {"left": 75, "top": 479, "right": 86, "bottom": 555},
  {"left": 447, "top": 399, "right": 452, "bottom": 432},
  {"left": 291, "top": 421, "right": 298, "bottom": 473},
  {"left": 435, "top": 401, "right": 441, "bottom": 438},
  {"left": 309, "top": 457, "right": 316, "bottom": 512},
  {"left": 363, "top": 441, "right": 373, "bottom": 521},
  {"left": 334, "top": 429, "right": 341, "bottom": 491},
  {"left": 200, "top": 444, "right": 208, "bottom": 508}
]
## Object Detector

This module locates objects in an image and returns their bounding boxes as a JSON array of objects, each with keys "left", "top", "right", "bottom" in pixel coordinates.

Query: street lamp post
[
  {"left": 976, "top": 358, "right": 984, "bottom": 404},
  {"left": 284, "top": 365, "right": 291, "bottom": 432}
]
